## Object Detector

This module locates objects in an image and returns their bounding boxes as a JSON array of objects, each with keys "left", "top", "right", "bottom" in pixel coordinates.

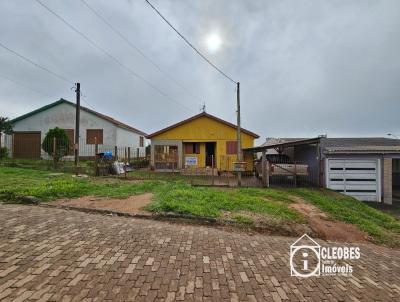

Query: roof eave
[
  {"left": 147, "top": 112, "right": 259, "bottom": 139},
  {"left": 11, "top": 98, "right": 147, "bottom": 136}
]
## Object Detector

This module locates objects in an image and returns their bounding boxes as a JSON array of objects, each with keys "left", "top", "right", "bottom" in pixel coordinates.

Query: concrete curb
[
  {"left": 38, "top": 203, "right": 229, "bottom": 226},
  {"left": 37, "top": 203, "right": 302, "bottom": 237}
]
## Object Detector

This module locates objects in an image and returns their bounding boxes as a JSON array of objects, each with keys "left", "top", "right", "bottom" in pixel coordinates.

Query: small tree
[
  {"left": 0, "top": 117, "right": 13, "bottom": 134},
  {"left": 42, "top": 127, "right": 70, "bottom": 162},
  {"left": 0, "top": 117, "right": 13, "bottom": 149}
]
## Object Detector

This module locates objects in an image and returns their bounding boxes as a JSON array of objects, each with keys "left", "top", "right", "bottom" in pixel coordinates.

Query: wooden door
[{"left": 13, "top": 132, "right": 41, "bottom": 158}]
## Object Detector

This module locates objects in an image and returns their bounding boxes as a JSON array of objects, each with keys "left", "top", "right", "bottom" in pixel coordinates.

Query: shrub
[
  {"left": 0, "top": 147, "right": 8, "bottom": 159},
  {"left": 42, "top": 128, "right": 70, "bottom": 162}
]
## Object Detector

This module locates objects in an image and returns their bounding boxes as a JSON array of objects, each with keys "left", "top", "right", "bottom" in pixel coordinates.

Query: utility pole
[
  {"left": 236, "top": 82, "right": 242, "bottom": 187},
  {"left": 74, "top": 83, "right": 80, "bottom": 173}
]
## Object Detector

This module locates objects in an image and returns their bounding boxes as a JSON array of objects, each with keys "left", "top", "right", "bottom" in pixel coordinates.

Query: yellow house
[{"left": 147, "top": 112, "right": 259, "bottom": 171}]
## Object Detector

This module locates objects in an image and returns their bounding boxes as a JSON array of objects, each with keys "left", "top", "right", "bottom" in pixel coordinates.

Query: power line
[
  {"left": 71, "top": 85, "right": 96, "bottom": 110},
  {"left": 34, "top": 0, "right": 194, "bottom": 113},
  {"left": 144, "top": 0, "right": 237, "bottom": 84},
  {"left": 0, "top": 73, "right": 52, "bottom": 98},
  {"left": 0, "top": 41, "right": 73, "bottom": 84},
  {"left": 80, "top": 0, "right": 203, "bottom": 104},
  {"left": 0, "top": 42, "right": 96, "bottom": 110},
  {"left": 81, "top": 96, "right": 95, "bottom": 110}
]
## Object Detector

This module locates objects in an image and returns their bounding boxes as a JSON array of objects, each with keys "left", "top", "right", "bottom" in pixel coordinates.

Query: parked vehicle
[{"left": 254, "top": 154, "right": 309, "bottom": 177}]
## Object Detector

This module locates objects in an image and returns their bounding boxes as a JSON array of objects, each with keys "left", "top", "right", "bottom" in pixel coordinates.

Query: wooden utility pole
[
  {"left": 74, "top": 83, "right": 80, "bottom": 173},
  {"left": 236, "top": 82, "right": 242, "bottom": 186}
]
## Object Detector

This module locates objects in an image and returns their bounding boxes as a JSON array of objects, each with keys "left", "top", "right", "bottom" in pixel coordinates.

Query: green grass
[
  {"left": 232, "top": 214, "right": 253, "bottom": 225},
  {"left": 146, "top": 182, "right": 304, "bottom": 222},
  {"left": 1, "top": 166, "right": 399, "bottom": 246},
  {"left": 290, "top": 188, "right": 400, "bottom": 246},
  {"left": 0, "top": 158, "right": 94, "bottom": 175},
  {"left": 0, "top": 167, "right": 303, "bottom": 223},
  {"left": 0, "top": 167, "right": 159, "bottom": 202}
]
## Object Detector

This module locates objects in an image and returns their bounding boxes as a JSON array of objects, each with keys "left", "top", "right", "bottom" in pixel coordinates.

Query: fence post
[
  {"left": 136, "top": 148, "right": 139, "bottom": 159},
  {"left": 294, "top": 161, "right": 297, "bottom": 187},
  {"left": 261, "top": 150, "right": 266, "bottom": 187},
  {"left": 94, "top": 137, "right": 98, "bottom": 176},
  {"left": 211, "top": 155, "right": 215, "bottom": 186},
  {"left": 266, "top": 160, "right": 270, "bottom": 187},
  {"left": 228, "top": 157, "right": 231, "bottom": 187},
  {"left": 53, "top": 137, "right": 57, "bottom": 169},
  {"left": 124, "top": 147, "right": 128, "bottom": 179},
  {"left": 171, "top": 150, "right": 174, "bottom": 176},
  {"left": 114, "top": 146, "right": 118, "bottom": 161},
  {"left": 128, "top": 147, "right": 131, "bottom": 163}
]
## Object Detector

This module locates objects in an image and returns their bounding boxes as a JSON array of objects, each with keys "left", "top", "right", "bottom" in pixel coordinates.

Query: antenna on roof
[{"left": 200, "top": 103, "right": 206, "bottom": 113}]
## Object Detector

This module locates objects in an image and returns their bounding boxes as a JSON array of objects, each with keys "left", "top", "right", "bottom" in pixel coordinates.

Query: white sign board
[
  {"left": 233, "top": 161, "right": 247, "bottom": 172},
  {"left": 185, "top": 156, "right": 198, "bottom": 166}
]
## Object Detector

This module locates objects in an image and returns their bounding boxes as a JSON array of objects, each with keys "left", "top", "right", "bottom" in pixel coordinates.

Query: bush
[
  {"left": 0, "top": 147, "right": 8, "bottom": 159},
  {"left": 130, "top": 158, "right": 150, "bottom": 169},
  {"left": 42, "top": 128, "right": 71, "bottom": 162}
]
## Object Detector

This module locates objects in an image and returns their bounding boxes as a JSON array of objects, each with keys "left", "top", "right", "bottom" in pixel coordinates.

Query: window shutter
[
  {"left": 194, "top": 143, "right": 200, "bottom": 154},
  {"left": 226, "top": 141, "right": 237, "bottom": 155},
  {"left": 86, "top": 129, "right": 103, "bottom": 144},
  {"left": 184, "top": 143, "right": 193, "bottom": 154}
]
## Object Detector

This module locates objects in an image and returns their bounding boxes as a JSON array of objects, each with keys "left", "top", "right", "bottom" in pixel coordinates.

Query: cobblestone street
[{"left": 0, "top": 204, "right": 399, "bottom": 301}]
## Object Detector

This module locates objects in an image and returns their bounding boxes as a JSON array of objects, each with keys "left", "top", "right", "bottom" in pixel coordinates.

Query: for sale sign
[{"left": 185, "top": 156, "right": 198, "bottom": 166}]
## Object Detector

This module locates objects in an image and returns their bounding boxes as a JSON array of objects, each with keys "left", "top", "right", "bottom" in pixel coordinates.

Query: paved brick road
[{"left": 0, "top": 204, "right": 399, "bottom": 301}]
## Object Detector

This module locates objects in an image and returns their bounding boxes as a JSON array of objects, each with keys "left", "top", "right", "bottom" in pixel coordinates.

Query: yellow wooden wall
[
  {"left": 151, "top": 116, "right": 257, "bottom": 171},
  {"left": 182, "top": 142, "right": 206, "bottom": 168}
]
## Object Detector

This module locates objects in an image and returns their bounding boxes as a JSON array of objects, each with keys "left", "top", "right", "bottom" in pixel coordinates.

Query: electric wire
[
  {"left": 144, "top": 0, "right": 237, "bottom": 84},
  {"left": 34, "top": 0, "right": 194, "bottom": 113},
  {"left": 0, "top": 41, "right": 73, "bottom": 84},
  {"left": 0, "top": 73, "right": 53, "bottom": 98},
  {"left": 80, "top": 0, "right": 203, "bottom": 104},
  {"left": 0, "top": 42, "right": 96, "bottom": 109}
]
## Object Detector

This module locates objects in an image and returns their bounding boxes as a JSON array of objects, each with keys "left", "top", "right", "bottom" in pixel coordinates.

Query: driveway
[{"left": 0, "top": 204, "right": 399, "bottom": 301}]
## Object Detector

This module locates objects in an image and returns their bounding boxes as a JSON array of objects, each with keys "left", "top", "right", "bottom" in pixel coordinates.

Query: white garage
[{"left": 326, "top": 158, "right": 381, "bottom": 202}]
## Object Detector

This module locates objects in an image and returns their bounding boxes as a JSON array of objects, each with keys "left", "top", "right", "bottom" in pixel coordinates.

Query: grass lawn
[
  {"left": 1, "top": 167, "right": 399, "bottom": 247},
  {"left": 0, "top": 158, "right": 94, "bottom": 175},
  {"left": 0, "top": 167, "right": 303, "bottom": 224},
  {"left": 0, "top": 167, "right": 158, "bottom": 201},
  {"left": 291, "top": 188, "right": 400, "bottom": 246}
]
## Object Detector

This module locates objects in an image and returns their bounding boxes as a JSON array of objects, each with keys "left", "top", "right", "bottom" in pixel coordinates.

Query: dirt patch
[
  {"left": 289, "top": 196, "right": 368, "bottom": 243},
  {"left": 54, "top": 193, "right": 153, "bottom": 215},
  {"left": 222, "top": 211, "right": 312, "bottom": 237}
]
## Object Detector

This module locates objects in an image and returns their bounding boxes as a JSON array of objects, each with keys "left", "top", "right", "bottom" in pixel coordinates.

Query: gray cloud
[{"left": 1, "top": 0, "right": 399, "bottom": 143}]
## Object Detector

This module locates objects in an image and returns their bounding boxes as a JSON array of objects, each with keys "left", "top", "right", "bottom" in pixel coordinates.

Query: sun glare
[{"left": 206, "top": 33, "right": 222, "bottom": 53}]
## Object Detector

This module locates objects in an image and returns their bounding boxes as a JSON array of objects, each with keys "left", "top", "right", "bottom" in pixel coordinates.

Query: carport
[{"left": 243, "top": 137, "right": 322, "bottom": 187}]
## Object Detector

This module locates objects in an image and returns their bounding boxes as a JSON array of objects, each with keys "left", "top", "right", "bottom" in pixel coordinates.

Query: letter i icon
[{"left": 302, "top": 252, "right": 308, "bottom": 271}]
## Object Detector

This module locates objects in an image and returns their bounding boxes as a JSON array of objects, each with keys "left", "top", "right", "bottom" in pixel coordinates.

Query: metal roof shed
[{"left": 243, "top": 138, "right": 322, "bottom": 187}]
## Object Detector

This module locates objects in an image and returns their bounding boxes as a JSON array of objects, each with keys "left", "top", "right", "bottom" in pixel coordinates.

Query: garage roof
[
  {"left": 246, "top": 136, "right": 400, "bottom": 153},
  {"left": 321, "top": 137, "right": 400, "bottom": 148},
  {"left": 243, "top": 137, "right": 321, "bottom": 152},
  {"left": 325, "top": 146, "right": 400, "bottom": 154}
]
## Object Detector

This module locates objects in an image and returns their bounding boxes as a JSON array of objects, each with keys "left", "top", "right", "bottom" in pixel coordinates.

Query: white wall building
[{"left": 5, "top": 99, "right": 147, "bottom": 159}]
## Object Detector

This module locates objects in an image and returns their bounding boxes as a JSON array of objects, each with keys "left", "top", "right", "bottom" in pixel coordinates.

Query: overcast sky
[{"left": 1, "top": 0, "right": 399, "bottom": 143}]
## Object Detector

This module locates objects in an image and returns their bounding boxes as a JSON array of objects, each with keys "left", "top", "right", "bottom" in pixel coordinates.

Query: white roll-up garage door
[{"left": 326, "top": 159, "right": 381, "bottom": 202}]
